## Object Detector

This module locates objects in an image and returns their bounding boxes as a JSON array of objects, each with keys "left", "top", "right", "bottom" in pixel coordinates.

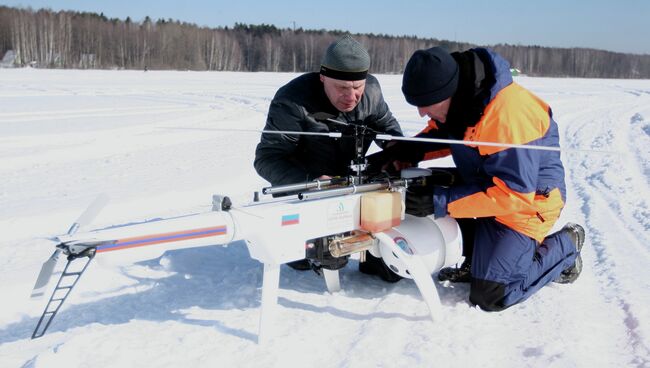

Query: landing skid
[
  {"left": 322, "top": 269, "right": 341, "bottom": 293},
  {"left": 255, "top": 241, "right": 442, "bottom": 343},
  {"left": 375, "top": 233, "right": 442, "bottom": 322}
]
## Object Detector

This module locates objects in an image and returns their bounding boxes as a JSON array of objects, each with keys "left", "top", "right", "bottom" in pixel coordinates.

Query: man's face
[
  {"left": 320, "top": 75, "right": 366, "bottom": 112},
  {"left": 417, "top": 97, "right": 452, "bottom": 123}
]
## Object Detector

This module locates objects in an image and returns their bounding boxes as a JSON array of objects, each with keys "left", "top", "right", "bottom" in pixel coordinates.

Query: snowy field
[{"left": 0, "top": 68, "right": 649, "bottom": 367}]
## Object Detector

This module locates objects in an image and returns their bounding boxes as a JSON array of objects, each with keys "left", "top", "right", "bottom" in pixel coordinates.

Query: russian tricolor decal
[{"left": 281, "top": 214, "right": 299, "bottom": 226}]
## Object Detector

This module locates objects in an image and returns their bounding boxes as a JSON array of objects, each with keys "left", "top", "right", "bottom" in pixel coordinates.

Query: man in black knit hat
[
  {"left": 254, "top": 35, "right": 403, "bottom": 280},
  {"left": 392, "top": 46, "right": 586, "bottom": 311}
]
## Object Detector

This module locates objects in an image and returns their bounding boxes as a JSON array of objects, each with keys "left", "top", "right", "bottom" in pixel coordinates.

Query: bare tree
[{"left": 1, "top": 6, "right": 648, "bottom": 78}]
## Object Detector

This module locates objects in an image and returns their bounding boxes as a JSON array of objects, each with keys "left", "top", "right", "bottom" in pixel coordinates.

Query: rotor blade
[
  {"left": 161, "top": 126, "right": 617, "bottom": 155},
  {"left": 307, "top": 112, "right": 350, "bottom": 128},
  {"left": 30, "top": 249, "right": 61, "bottom": 299},
  {"left": 307, "top": 114, "right": 382, "bottom": 134},
  {"left": 66, "top": 193, "right": 109, "bottom": 235},
  {"left": 162, "top": 127, "right": 342, "bottom": 138},
  {"left": 308, "top": 112, "right": 337, "bottom": 122},
  {"left": 375, "top": 134, "right": 618, "bottom": 155},
  {"left": 257, "top": 129, "right": 342, "bottom": 138}
]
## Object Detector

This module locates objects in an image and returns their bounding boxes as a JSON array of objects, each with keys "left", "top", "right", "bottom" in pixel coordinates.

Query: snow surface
[{"left": 0, "top": 68, "right": 649, "bottom": 367}]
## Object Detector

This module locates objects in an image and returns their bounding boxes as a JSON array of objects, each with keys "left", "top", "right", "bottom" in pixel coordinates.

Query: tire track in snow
[
  {"left": 629, "top": 113, "right": 650, "bottom": 187},
  {"left": 571, "top": 185, "right": 650, "bottom": 367},
  {"left": 564, "top": 97, "right": 650, "bottom": 366}
]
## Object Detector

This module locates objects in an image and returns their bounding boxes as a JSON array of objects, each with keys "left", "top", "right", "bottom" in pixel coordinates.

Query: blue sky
[{"left": 2, "top": 0, "right": 649, "bottom": 54}]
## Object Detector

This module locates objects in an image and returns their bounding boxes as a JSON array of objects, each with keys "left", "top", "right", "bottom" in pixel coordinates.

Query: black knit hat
[
  {"left": 320, "top": 35, "right": 370, "bottom": 81},
  {"left": 402, "top": 47, "right": 459, "bottom": 107}
]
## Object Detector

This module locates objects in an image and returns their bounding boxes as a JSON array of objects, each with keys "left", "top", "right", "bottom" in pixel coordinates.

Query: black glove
[
  {"left": 405, "top": 185, "right": 435, "bottom": 217},
  {"left": 365, "top": 141, "right": 424, "bottom": 176},
  {"left": 427, "top": 168, "right": 458, "bottom": 187}
]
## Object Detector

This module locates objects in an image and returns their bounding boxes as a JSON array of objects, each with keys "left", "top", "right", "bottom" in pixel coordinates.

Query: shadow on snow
[{"left": 0, "top": 240, "right": 470, "bottom": 344}]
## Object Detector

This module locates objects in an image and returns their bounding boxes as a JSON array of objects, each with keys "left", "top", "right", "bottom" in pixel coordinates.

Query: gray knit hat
[{"left": 320, "top": 35, "right": 370, "bottom": 81}]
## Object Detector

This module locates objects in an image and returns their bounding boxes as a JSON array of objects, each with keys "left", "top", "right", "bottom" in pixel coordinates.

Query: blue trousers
[{"left": 467, "top": 218, "right": 577, "bottom": 311}]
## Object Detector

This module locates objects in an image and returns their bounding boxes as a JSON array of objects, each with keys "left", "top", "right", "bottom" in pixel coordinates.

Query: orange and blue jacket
[{"left": 423, "top": 49, "right": 566, "bottom": 243}]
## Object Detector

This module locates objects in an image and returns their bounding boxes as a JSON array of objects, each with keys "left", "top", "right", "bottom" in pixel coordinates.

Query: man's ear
[{"left": 319, "top": 74, "right": 325, "bottom": 83}]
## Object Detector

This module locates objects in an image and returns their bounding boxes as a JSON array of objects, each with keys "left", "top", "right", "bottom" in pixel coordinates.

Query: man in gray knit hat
[{"left": 254, "top": 35, "right": 404, "bottom": 280}]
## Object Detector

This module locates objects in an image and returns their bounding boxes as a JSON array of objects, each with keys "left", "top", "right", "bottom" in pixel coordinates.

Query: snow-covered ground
[{"left": 0, "top": 68, "right": 649, "bottom": 367}]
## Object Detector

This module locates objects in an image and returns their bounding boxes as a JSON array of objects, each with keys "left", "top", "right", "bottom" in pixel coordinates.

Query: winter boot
[
  {"left": 437, "top": 259, "right": 471, "bottom": 283},
  {"left": 359, "top": 251, "right": 403, "bottom": 283},
  {"left": 554, "top": 223, "right": 586, "bottom": 284}
]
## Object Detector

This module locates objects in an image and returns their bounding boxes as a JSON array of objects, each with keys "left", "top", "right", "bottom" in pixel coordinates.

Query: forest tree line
[{"left": 1, "top": 6, "right": 649, "bottom": 78}]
